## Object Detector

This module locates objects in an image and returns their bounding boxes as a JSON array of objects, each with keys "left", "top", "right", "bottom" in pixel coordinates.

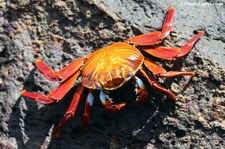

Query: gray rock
[{"left": 0, "top": 0, "right": 224, "bottom": 148}]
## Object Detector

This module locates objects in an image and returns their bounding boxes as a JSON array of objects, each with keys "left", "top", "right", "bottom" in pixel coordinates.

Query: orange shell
[{"left": 81, "top": 42, "right": 144, "bottom": 90}]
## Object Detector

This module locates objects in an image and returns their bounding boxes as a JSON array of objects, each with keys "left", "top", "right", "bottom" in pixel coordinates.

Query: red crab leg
[
  {"left": 176, "top": 31, "right": 205, "bottom": 58},
  {"left": 21, "top": 71, "right": 81, "bottom": 104},
  {"left": 142, "top": 31, "right": 205, "bottom": 60},
  {"left": 20, "top": 90, "right": 54, "bottom": 104},
  {"left": 82, "top": 90, "right": 95, "bottom": 131},
  {"left": 160, "top": 6, "right": 175, "bottom": 39},
  {"left": 35, "top": 57, "right": 84, "bottom": 81},
  {"left": 144, "top": 58, "right": 195, "bottom": 78},
  {"left": 125, "top": 6, "right": 175, "bottom": 45},
  {"left": 99, "top": 91, "right": 126, "bottom": 112},
  {"left": 143, "top": 46, "right": 179, "bottom": 60},
  {"left": 125, "top": 31, "right": 162, "bottom": 45},
  {"left": 139, "top": 68, "right": 176, "bottom": 101},
  {"left": 53, "top": 84, "right": 85, "bottom": 138},
  {"left": 134, "top": 76, "right": 149, "bottom": 103}
]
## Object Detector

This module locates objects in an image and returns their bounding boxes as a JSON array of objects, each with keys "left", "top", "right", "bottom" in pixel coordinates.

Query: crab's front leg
[
  {"left": 35, "top": 57, "right": 85, "bottom": 81},
  {"left": 21, "top": 55, "right": 86, "bottom": 104},
  {"left": 99, "top": 91, "right": 126, "bottom": 112},
  {"left": 125, "top": 6, "right": 175, "bottom": 45},
  {"left": 53, "top": 84, "right": 85, "bottom": 138},
  {"left": 21, "top": 71, "right": 81, "bottom": 104}
]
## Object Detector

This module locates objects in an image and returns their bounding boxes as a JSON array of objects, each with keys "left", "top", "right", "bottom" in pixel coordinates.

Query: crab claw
[
  {"left": 134, "top": 76, "right": 149, "bottom": 103},
  {"left": 104, "top": 100, "right": 126, "bottom": 112},
  {"left": 99, "top": 91, "right": 126, "bottom": 112}
]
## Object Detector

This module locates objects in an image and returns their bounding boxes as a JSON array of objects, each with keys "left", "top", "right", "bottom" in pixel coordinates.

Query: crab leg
[
  {"left": 35, "top": 57, "right": 84, "bottom": 81},
  {"left": 160, "top": 6, "right": 175, "bottom": 39},
  {"left": 139, "top": 68, "right": 176, "bottom": 101},
  {"left": 99, "top": 91, "right": 126, "bottom": 112},
  {"left": 134, "top": 76, "right": 149, "bottom": 103},
  {"left": 21, "top": 71, "right": 81, "bottom": 104},
  {"left": 144, "top": 58, "right": 195, "bottom": 78},
  {"left": 20, "top": 90, "right": 54, "bottom": 104},
  {"left": 143, "top": 46, "right": 180, "bottom": 60},
  {"left": 176, "top": 31, "right": 205, "bottom": 58},
  {"left": 53, "top": 84, "right": 85, "bottom": 138},
  {"left": 125, "top": 6, "right": 175, "bottom": 45},
  {"left": 82, "top": 90, "right": 95, "bottom": 131},
  {"left": 143, "top": 31, "right": 205, "bottom": 60}
]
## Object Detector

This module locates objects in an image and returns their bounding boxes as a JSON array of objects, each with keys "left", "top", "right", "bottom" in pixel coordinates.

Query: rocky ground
[{"left": 0, "top": 0, "right": 225, "bottom": 149}]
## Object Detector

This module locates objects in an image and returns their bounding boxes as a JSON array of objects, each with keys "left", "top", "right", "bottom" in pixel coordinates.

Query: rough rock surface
[{"left": 0, "top": 0, "right": 225, "bottom": 148}]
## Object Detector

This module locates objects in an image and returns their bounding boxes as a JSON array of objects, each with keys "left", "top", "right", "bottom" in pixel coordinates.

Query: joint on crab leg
[
  {"left": 99, "top": 91, "right": 126, "bottom": 112},
  {"left": 125, "top": 6, "right": 175, "bottom": 45},
  {"left": 20, "top": 90, "right": 54, "bottom": 104},
  {"left": 176, "top": 31, "right": 205, "bottom": 58},
  {"left": 142, "top": 31, "right": 205, "bottom": 60},
  {"left": 53, "top": 84, "right": 85, "bottom": 139},
  {"left": 47, "top": 71, "right": 81, "bottom": 101},
  {"left": 35, "top": 57, "right": 59, "bottom": 81},
  {"left": 21, "top": 71, "right": 81, "bottom": 105},
  {"left": 144, "top": 58, "right": 195, "bottom": 78},
  {"left": 139, "top": 68, "right": 176, "bottom": 101},
  {"left": 82, "top": 90, "right": 95, "bottom": 131},
  {"left": 134, "top": 76, "right": 149, "bottom": 103},
  {"left": 143, "top": 46, "right": 180, "bottom": 60},
  {"left": 35, "top": 57, "right": 84, "bottom": 81}
]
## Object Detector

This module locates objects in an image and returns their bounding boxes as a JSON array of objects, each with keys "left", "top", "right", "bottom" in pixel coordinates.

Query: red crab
[{"left": 21, "top": 6, "right": 204, "bottom": 137}]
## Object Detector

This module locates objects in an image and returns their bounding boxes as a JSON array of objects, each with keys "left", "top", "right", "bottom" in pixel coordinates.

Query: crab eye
[
  {"left": 126, "top": 71, "right": 133, "bottom": 80},
  {"left": 95, "top": 81, "right": 103, "bottom": 90}
]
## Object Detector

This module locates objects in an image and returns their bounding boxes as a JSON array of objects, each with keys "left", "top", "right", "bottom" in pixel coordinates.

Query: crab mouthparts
[
  {"left": 99, "top": 71, "right": 133, "bottom": 90},
  {"left": 103, "top": 78, "right": 126, "bottom": 89}
]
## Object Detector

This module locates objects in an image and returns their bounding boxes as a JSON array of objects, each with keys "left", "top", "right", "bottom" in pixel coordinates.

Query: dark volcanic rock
[{"left": 0, "top": 0, "right": 224, "bottom": 148}]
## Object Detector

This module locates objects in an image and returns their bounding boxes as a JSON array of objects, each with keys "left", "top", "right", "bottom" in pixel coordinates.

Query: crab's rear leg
[
  {"left": 125, "top": 6, "right": 175, "bottom": 45},
  {"left": 143, "top": 31, "right": 205, "bottom": 60},
  {"left": 35, "top": 57, "right": 84, "bottom": 81},
  {"left": 144, "top": 58, "right": 195, "bottom": 78},
  {"left": 139, "top": 68, "right": 176, "bottom": 100},
  {"left": 99, "top": 91, "right": 127, "bottom": 112},
  {"left": 21, "top": 71, "right": 81, "bottom": 104},
  {"left": 53, "top": 84, "right": 85, "bottom": 138},
  {"left": 82, "top": 90, "right": 95, "bottom": 131}
]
